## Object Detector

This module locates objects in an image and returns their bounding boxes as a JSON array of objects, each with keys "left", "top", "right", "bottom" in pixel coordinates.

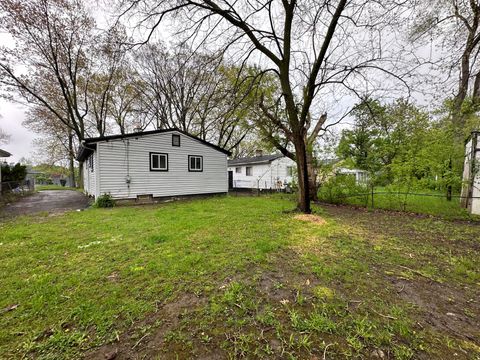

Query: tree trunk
[
  {"left": 306, "top": 150, "right": 318, "bottom": 201},
  {"left": 68, "top": 132, "right": 76, "bottom": 188},
  {"left": 293, "top": 137, "right": 311, "bottom": 213}
]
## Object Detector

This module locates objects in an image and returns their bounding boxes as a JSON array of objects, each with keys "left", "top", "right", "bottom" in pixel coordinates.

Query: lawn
[{"left": 0, "top": 195, "right": 479, "bottom": 359}]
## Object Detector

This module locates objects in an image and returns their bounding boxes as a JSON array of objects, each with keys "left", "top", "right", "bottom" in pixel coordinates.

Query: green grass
[
  {"left": 0, "top": 195, "right": 479, "bottom": 359},
  {"left": 35, "top": 184, "right": 78, "bottom": 191}
]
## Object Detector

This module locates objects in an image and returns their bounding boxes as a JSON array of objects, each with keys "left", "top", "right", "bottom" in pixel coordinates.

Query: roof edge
[
  {"left": 81, "top": 128, "right": 231, "bottom": 156},
  {"left": 0, "top": 149, "right": 12, "bottom": 158},
  {"left": 228, "top": 154, "right": 283, "bottom": 166},
  {"left": 228, "top": 159, "right": 274, "bottom": 166}
]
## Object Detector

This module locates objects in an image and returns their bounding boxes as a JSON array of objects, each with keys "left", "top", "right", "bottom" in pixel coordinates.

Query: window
[
  {"left": 150, "top": 152, "right": 168, "bottom": 171},
  {"left": 89, "top": 155, "right": 94, "bottom": 172},
  {"left": 246, "top": 166, "right": 253, "bottom": 176},
  {"left": 172, "top": 134, "right": 180, "bottom": 147},
  {"left": 287, "top": 166, "right": 294, "bottom": 176},
  {"left": 235, "top": 167, "right": 241, "bottom": 174},
  {"left": 188, "top": 155, "right": 203, "bottom": 172}
]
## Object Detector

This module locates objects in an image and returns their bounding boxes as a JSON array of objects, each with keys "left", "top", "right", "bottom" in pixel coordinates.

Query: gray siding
[{"left": 96, "top": 131, "right": 227, "bottom": 199}]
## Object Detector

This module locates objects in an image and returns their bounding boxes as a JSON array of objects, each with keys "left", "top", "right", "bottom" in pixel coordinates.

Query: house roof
[
  {"left": 76, "top": 128, "right": 231, "bottom": 161},
  {"left": 0, "top": 149, "right": 12, "bottom": 158},
  {"left": 465, "top": 130, "right": 480, "bottom": 145},
  {"left": 336, "top": 167, "right": 368, "bottom": 174},
  {"left": 228, "top": 154, "right": 283, "bottom": 166}
]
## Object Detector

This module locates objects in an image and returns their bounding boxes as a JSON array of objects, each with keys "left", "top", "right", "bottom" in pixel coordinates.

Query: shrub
[
  {"left": 318, "top": 174, "right": 367, "bottom": 204},
  {"left": 1, "top": 163, "right": 27, "bottom": 182},
  {"left": 94, "top": 193, "right": 115, "bottom": 208}
]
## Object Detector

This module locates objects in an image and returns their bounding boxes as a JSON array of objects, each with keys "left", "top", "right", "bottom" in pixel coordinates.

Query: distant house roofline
[
  {"left": 76, "top": 128, "right": 231, "bottom": 161},
  {"left": 336, "top": 167, "right": 368, "bottom": 174},
  {"left": 228, "top": 154, "right": 284, "bottom": 166}
]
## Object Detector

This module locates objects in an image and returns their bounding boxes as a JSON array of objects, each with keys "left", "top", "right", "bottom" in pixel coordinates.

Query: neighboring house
[
  {"left": 28, "top": 168, "right": 73, "bottom": 187},
  {"left": 0, "top": 149, "right": 12, "bottom": 194},
  {"left": 461, "top": 131, "right": 480, "bottom": 215},
  {"left": 227, "top": 152, "right": 296, "bottom": 190},
  {"left": 336, "top": 167, "right": 370, "bottom": 185},
  {"left": 77, "top": 129, "right": 231, "bottom": 200},
  {"left": 25, "top": 167, "right": 41, "bottom": 188},
  {"left": 51, "top": 174, "right": 71, "bottom": 187}
]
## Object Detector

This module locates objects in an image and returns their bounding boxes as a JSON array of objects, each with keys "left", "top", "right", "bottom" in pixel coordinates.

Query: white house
[
  {"left": 77, "top": 129, "right": 230, "bottom": 200},
  {"left": 336, "top": 167, "right": 370, "bottom": 185},
  {"left": 227, "top": 152, "right": 296, "bottom": 190},
  {"left": 461, "top": 131, "right": 480, "bottom": 215}
]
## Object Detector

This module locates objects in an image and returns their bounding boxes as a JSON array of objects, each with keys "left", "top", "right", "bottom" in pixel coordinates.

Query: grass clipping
[{"left": 294, "top": 214, "right": 326, "bottom": 225}]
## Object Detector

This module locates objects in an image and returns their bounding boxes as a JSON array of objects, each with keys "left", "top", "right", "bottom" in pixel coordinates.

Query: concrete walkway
[{"left": 1, "top": 190, "right": 90, "bottom": 217}]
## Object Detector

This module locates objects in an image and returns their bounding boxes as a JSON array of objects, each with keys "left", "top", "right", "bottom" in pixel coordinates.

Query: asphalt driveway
[{"left": 1, "top": 190, "right": 90, "bottom": 217}]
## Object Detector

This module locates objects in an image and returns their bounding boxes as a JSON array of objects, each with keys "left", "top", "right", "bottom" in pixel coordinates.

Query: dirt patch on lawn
[
  {"left": 294, "top": 213, "right": 326, "bottom": 225},
  {"left": 83, "top": 293, "right": 208, "bottom": 360},
  {"left": 392, "top": 277, "right": 480, "bottom": 344},
  {"left": 322, "top": 204, "right": 480, "bottom": 350}
]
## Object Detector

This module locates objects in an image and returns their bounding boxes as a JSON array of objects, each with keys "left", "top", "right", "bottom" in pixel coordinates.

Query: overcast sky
[
  {"left": 0, "top": 2, "right": 449, "bottom": 164},
  {"left": 0, "top": 99, "right": 35, "bottom": 163},
  {"left": 0, "top": 27, "right": 37, "bottom": 163}
]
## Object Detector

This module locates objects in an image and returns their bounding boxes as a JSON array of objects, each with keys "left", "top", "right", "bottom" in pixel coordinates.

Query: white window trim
[
  {"left": 150, "top": 152, "right": 168, "bottom": 171},
  {"left": 188, "top": 155, "right": 203, "bottom": 172}
]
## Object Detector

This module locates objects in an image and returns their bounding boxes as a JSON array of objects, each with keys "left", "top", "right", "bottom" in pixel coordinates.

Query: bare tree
[
  {"left": 87, "top": 25, "right": 138, "bottom": 136},
  {"left": 24, "top": 106, "right": 78, "bottom": 186},
  {"left": 108, "top": 64, "right": 146, "bottom": 134},
  {"left": 410, "top": 0, "right": 480, "bottom": 127},
  {"left": 135, "top": 43, "right": 253, "bottom": 151},
  {"left": 0, "top": 113, "right": 10, "bottom": 145},
  {"left": 0, "top": 0, "right": 98, "bottom": 185},
  {"left": 0, "top": 128, "right": 10, "bottom": 145},
  {"left": 118, "top": 0, "right": 409, "bottom": 212}
]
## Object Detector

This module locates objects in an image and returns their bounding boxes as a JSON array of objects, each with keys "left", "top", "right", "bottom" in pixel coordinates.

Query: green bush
[
  {"left": 94, "top": 193, "right": 115, "bottom": 208},
  {"left": 1, "top": 163, "right": 27, "bottom": 182},
  {"left": 318, "top": 174, "right": 367, "bottom": 204}
]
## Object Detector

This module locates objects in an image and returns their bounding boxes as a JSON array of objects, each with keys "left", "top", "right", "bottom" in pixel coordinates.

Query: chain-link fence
[
  {"left": 1, "top": 179, "right": 35, "bottom": 196},
  {"left": 317, "top": 186, "right": 480, "bottom": 219}
]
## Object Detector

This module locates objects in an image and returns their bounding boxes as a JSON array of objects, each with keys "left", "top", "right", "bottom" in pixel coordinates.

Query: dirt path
[{"left": 0, "top": 190, "right": 90, "bottom": 217}]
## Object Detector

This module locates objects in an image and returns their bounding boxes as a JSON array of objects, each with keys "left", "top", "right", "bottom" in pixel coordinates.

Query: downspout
[{"left": 125, "top": 139, "right": 131, "bottom": 198}]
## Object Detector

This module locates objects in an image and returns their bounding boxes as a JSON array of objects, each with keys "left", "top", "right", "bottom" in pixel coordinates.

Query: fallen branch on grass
[
  {"left": 132, "top": 334, "right": 149, "bottom": 349},
  {"left": 398, "top": 265, "right": 438, "bottom": 282},
  {"left": 323, "top": 343, "right": 334, "bottom": 360},
  {"left": 371, "top": 308, "right": 397, "bottom": 320}
]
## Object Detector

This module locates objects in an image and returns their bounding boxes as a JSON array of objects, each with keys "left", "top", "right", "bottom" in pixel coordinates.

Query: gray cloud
[{"left": 0, "top": 99, "right": 36, "bottom": 163}]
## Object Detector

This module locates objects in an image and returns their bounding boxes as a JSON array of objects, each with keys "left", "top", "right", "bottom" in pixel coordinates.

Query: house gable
[
  {"left": 77, "top": 129, "right": 230, "bottom": 162},
  {"left": 89, "top": 130, "right": 227, "bottom": 199}
]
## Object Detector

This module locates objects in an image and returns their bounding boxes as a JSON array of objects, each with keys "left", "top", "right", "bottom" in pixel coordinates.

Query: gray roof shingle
[{"left": 228, "top": 154, "right": 283, "bottom": 166}]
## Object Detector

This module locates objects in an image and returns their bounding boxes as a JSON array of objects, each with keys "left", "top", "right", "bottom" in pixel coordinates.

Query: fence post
[{"left": 371, "top": 185, "right": 374, "bottom": 208}]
